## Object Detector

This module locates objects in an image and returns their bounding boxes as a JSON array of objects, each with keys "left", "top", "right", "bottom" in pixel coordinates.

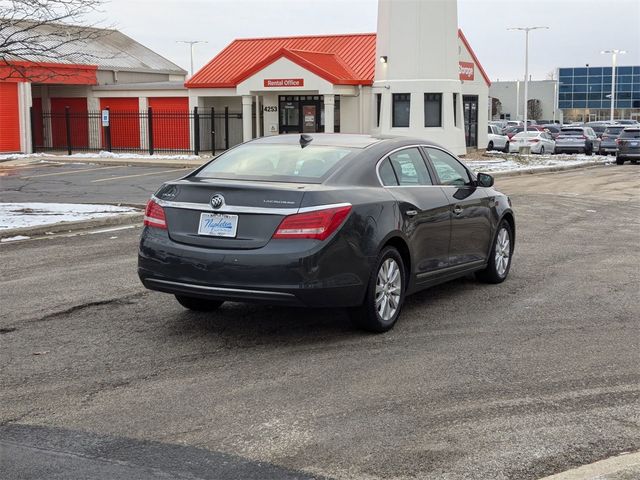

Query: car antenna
[{"left": 300, "top": 134, "right": 313, "bottom": 148}]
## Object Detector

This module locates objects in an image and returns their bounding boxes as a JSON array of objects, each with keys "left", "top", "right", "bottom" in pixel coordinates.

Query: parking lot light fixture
[
  {"left": 601, "top": 50, "right": 627, "bottom": 122},
  {"left": 508, "top": 26, "right": 549, "bottom": 137},
  {"left": 177, "top": 40, "right": 208, "bottom": 77}
]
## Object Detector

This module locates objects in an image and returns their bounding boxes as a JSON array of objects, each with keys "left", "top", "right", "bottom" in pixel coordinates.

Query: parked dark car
[
  {"left": 599, "top": 125, "right": 626, "bottom": 155},
  {"left": 541, "top": 124, "right": 562, "bottom": 139},
  {"left": 585, "top": 122, "right": 609, "bottom": 138},
  {"left": 555, "top": 127, "right": 600, "bottom": 155},
  {"left": 138, "top": 134, "right": 515, "bottom": 332},
  {"left": 616, "top": 128, "right": 640, "bottom": 165}
]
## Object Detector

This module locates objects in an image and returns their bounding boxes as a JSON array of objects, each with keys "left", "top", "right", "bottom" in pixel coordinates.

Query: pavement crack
[{"left": 18, "top": 292, "right": 148, "bottom": 326}]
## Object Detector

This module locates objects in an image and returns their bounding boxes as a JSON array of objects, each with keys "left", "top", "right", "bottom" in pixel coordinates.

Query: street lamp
[
  {"left": 508, "top": 26, "right": 549, "bottom": 135},
  {"left": 177, "top": 40, "right": 208, "bottom": 77},
  {"left": 601, "top": 49, "right": 627, "bottom": 122}
]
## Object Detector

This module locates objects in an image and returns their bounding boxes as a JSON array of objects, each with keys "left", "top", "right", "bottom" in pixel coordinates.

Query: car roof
[{"left": 250, "top": 133, "right": 452, "bottom": 151}]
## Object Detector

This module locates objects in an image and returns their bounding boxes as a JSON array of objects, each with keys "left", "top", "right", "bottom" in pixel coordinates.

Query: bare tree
[
  {"left": 0, "top": 0, "right": 108, "bottom": 81},
  {"left": 527, "top": 99, "right": 543, "bottom": 121},
  {"left": 491, "top": 97, "right": 502, "bottom": 119}
]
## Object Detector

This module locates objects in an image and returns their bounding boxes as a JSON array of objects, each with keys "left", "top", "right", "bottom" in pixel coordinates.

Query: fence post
[
  {"left": 147, "top": 107, "right": 154, "bottom": 155},
  {"left": 211, "top": 107, "right": 215, "bottom": 155},
  {"left": 29, "top": 106, "right": 36, "bottom": 153},
  {"left": 193, "top": 106, "right": 200, "bottom": 155},
  {"left": 104, "top": 107, "right": 112, "bottom": 152},
  {"left": 224, "top": 106, "right": 229, "bottom": 151},
  {"left": 65, "top": 106, "right": 72, "bottom": 155}
]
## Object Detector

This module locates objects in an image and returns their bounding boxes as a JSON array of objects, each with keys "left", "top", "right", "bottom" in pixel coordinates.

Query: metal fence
[{"left": 31, "top": 107, "right": 244, "bottom": 155}]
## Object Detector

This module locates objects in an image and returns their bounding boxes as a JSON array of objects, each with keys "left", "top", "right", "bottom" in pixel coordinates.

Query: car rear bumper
[
  {"left": 617, "top": 151, "right": 640, "bottom": 159},
  {"left": 138, "top": 227, "right": 371, "bottom": 308}
]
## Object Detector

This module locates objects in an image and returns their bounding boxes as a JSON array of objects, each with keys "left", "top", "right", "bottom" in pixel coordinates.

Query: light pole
[
  {"left": 508, "top": 26, "right": 549, "bottom": 135},
  {"left": 177, "top": 40, "right": 208, "bottom": 77},
  {"left": 601, "top": 49, "right": 627, "bottom": 122}
]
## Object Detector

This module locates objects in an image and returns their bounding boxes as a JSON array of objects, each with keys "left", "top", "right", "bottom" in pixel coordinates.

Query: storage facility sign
[
  {"left": 264, "top": 78, "right": 304, "bottom": 87},
  {"left": 459, "top": 62, "right": 475, "bottom": 81}
]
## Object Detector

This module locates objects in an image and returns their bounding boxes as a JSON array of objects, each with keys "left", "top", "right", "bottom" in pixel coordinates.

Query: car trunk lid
[{"left": 158, "top": 179, "right": 308, "bottom": 249}]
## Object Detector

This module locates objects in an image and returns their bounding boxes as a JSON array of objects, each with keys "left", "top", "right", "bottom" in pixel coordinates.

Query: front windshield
[{"left": 196, "top": 144, "right": 355, "bottom": 183}]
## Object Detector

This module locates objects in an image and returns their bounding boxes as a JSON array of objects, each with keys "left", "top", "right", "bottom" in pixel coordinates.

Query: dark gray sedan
[
  {"left": 138, "top": 134, "right": 515, "bottom": 332},
  {"left": 616, "top": 127, "right": 640, "bottom": 165}
]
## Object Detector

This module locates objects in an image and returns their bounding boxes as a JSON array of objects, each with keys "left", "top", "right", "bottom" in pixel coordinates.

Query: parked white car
[
  {"left": 487, "top": 125, "right": 510, "bottom": 152},
  {"left": 509, "top": 131, "right": 556, "bottom": 154}
]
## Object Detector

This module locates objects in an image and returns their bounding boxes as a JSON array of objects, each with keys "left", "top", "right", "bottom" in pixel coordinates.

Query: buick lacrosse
[{"left": 138, "top": 134, "right": 515, "bottom": 332}]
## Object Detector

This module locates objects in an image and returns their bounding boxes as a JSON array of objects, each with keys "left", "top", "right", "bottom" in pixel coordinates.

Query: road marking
[
  {"left": 91, "top": 168, "right": 191, "bottom": 183},
  {"left": 23, "top": 165, "right": 124, "bottom": 179},
  {"left": 87, "top": 225, "right": 137, "bottom": 234}
]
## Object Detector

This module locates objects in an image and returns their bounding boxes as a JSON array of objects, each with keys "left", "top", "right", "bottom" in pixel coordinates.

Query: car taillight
[
  {"left": 144, "top": 199, "right": 167, "bottom": 229},
  {"left": 273, "top": 205, "right": 352, "bottom": 240},
  {"left": 616, "top": 139, "right": 624, "bottom": 145},
  {"left": 529, "top": 139, "right": 540, "bottom": 143}
]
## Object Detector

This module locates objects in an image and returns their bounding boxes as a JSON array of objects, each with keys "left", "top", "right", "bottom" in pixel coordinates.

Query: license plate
[
  {"left": 631, "top": 142, "right": 639, "bottom": 147},
  {"left": 198, "top": 213, "right": 238, "bottom": 237}
]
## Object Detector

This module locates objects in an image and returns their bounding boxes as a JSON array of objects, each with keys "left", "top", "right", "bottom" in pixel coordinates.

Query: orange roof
[{"left": 186, "top": 31, "right": 490, "bottom": 88}]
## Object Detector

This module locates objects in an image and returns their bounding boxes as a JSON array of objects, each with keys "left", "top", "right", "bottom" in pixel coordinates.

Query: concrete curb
[
  {"left": 0, "top": 212, "right": 143, "bottom": 240},
  {"left": 490, "top": 161, "right": 609, "bottom": 178},
  {"left": 37, "top": 156, "right": 206, "bottom": 169},
  {"left": 539, "top": 451, "right": 640, "bottom": 479}
]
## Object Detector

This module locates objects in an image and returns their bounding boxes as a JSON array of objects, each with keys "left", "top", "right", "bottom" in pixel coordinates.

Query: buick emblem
[{"left": 210, "top": 194, "right": 225, "bottom": 209}]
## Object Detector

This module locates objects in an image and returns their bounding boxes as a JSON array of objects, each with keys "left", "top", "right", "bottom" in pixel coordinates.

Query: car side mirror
[{"left": 476, "top": 172, "right": 494, "bottom": 188}]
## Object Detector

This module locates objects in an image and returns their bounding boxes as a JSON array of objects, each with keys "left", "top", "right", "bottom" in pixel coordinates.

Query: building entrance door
[
  {"left": 301, "top": 103, "right": 319, "bottom": 132},
  {"left": 279, "top": 95, "right": 323, "bottom": 134},
  {"left": 463, "top": 95, "right": 478, "bottom": 148}
]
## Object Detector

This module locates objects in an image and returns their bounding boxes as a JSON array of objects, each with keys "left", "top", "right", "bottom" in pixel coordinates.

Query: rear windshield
[
  {"left": 560, "top": 129, "right": 584, "bottom": 136},
  {"left": 591, "top": 125, "right": 607, "bottom": 133},
  {"left": 196, "top": 144, "right": 354, "bottom": 183},
  {"left": 620, "top": 130, "right": 640, "bottom": 139},
  {"left": 604, "top": 127, "right": 625, "bottom": 135},
  {"left": 514, "top": 132, "right": 540, "bottom": 138}
]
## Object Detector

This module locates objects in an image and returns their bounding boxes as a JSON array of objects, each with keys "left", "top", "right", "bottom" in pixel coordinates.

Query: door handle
[
  {"left": 406, "top": 210, "right": 418, "bottom": 217},
  {"left": 453, "top": 205, "right": 463, "bottom": 215}
]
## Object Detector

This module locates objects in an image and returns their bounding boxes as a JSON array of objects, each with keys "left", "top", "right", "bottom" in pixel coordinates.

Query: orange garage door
[
  {"left": 148, "top": 97, "right": 189, "bottom": 150},
  {"left": 0, "top": 82, "right": 21, "bottom": 152},
  {"left": 100, "top": 98, "right": 140, "bottom": 149}
]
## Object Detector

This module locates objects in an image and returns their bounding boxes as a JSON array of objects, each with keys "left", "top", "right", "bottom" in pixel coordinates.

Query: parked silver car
[
  {"left": 554, "top": 127, "right": 600, "bottom": 155},
  {"left": 599, "top": 125, "right": 626, "bottom": 155}
]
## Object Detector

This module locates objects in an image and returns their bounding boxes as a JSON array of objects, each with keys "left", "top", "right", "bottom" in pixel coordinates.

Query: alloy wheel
[
  {"left": 375, "top": 258, "right": 402, "bottom": 321},
  {"left": 494, "top": 227, "right": 511, "bottom": 277}
]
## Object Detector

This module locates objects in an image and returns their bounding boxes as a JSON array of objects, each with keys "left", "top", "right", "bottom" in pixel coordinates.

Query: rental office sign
[
  {"left": 459, "top": 62, "right": 475, "bottom": 81},
  {"left": 264, "top": 78, "right": 305, "bottom": 87}
]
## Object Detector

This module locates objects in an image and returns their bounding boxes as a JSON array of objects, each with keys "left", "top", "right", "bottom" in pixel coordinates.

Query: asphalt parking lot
[
  {"left": 1, "top": 165, "right": 639, "bottom": 479},
  {"left": 0, "top": 161, "right": 195, "bottom": 205}
]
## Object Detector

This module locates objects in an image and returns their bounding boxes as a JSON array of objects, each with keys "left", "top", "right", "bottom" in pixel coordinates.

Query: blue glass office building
[{"left": 558, "top": 66, "right": 640, "bottom": 122}]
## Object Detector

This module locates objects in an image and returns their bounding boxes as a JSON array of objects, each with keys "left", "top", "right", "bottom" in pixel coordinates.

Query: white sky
[{"left": 92, "top": 0, "right": 640, "bottom": 81}]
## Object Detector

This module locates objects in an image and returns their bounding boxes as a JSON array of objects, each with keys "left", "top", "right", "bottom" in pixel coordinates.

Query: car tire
[
  {"left": 503, "top": 142, "right": 510, "bottom": 153},
  {"left": 488, "top": 141, "right": 494, "bottom": 151},
  {"left": 349, "top": 246, "right": 406, "bottom": 333},
  {"left": 175, "top": 295, "right": 224, "bottom": 312},
  {"left": 476, "top": 220, "right": 513, "bottom": 284},
  {"left": 540, "top": 146, "right": 545, "bottom": 155},
  {"left": 616, "top": 156, "right": 625, "bottom": 165},
  {"left": 585, "top": 145, "right": 593, "bottom": 156}
]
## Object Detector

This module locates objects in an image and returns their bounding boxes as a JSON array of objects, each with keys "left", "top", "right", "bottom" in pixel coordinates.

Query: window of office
[
  {"left": 375, "top": 93, "right": 382, "bottom": 127},
  {"left": 424, "top": 93, "right": 442, "bottom": 127},
  {"left": 453, "top": 93, "right": 458, "bottom": 127},
  {"left": 392, "top": 93, "right": 410, "bottom": 127}
]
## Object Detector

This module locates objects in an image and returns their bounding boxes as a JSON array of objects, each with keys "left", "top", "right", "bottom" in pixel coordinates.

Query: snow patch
[
  {"left": 1, "top": 235, "right": 31, "bottom": 242},
  {"left": 0, "top": 203, "right": 139, "bottom": 231},
  {"left": 465, "top": 153, "right": 612, "bottom": 173}
]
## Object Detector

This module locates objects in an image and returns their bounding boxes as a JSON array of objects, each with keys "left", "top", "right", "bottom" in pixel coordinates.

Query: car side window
[
  {"left": 425, "top": 147, "right": 472, "bottom": 187},
  {"left": 387, "top": 148, "right": 432, "bottom": 186},
  {"left": 378, "top": 158, "right": 398, "bottom": 186}
]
